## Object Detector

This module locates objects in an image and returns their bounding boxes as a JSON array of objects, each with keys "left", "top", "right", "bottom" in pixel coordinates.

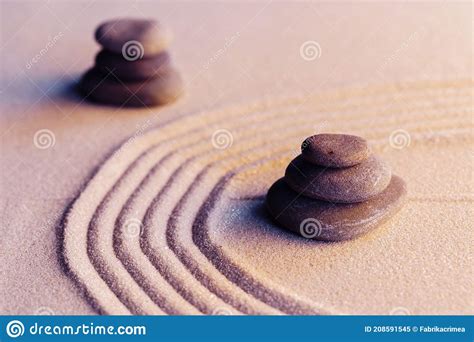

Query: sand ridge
[{"left": 62, "top": 80, "right": 473, "bottom": 315}]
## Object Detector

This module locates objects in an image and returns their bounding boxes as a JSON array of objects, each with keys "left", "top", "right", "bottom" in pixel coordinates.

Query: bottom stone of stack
[
  {"left": 79, "top": 67, "right": 183, "bottom": 107},
  {"left": 266, "top": 175, "right": 407, "bottom": 242}
]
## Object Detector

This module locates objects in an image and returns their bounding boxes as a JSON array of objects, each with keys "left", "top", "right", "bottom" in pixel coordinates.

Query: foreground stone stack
[
  {"left": 80, "top": 18, "right": 183, "bottom": 107},
  {"left": 266, "top": 134, "right": 407, "bottom": 241}
]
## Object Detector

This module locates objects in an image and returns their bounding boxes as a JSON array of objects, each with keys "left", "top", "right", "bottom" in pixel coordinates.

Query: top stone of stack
[
  {"left": 95, "top": 18, "right": 172, "bottom": 57},
  {"left": 301, "top": 133, "right": 370, "bottom": 168}
]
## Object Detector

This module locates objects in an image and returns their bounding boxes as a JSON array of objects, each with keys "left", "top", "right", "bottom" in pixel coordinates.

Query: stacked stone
[
  {"left": 80, "top": 18, "right": 183, "bottom": 107},
  {"left": 266, "top": 134, "right": 407, "bottom": 241}
]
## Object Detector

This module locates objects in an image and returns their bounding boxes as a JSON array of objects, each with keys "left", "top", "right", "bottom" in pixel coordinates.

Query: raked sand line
[
  {"left": 116, "top": 157, "right": 241, "bottom": 315},
  {"left": 89, "top": 153, "right": 201, "bottom": 315},
  {"left": 62, "top": 80, "right": 473, "bottom": 315},
  {"left": 138, "top": 157, "right": 280, "bottom": 314}
]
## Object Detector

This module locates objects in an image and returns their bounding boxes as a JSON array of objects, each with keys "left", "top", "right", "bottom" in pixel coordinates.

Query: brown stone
[
  {"left": 95, "top": 49, "right": 172, "bottom": 81},
  {"left": 79, "top": 67, "right": 183, "bottom": 107},
  {"left": 265, "top": 176, "right": 407, "bottom": 241},
  {"left": 301, "top": 134, "right": 370, "bottom": 167},
  {"left": 284, "top": 154, "right": 391, "bottom": 203},
  {"left": 95, "top": 18, "right": 172, "bottom": 57}
]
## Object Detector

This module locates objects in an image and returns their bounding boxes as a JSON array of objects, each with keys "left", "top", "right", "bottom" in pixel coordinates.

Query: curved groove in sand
[
  {"left": 61, "top": 80, "right": 473, "bottom": 315},
  {"left": 167, "top": 162, "right": 325, "bottom": 314},
  {"left": 141, "top": 161, "right": 280, "bottom": 314},
  {"left": 110, "top": 155, "right": 203, "bottom": 315},
  {"left": 116, "top": 153, "right": 240, "bottom": 315}
]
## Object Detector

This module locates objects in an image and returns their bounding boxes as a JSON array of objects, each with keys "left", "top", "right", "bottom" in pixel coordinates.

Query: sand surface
[{"left": 1, "top": 1, "right": 472, "bottom": 315}]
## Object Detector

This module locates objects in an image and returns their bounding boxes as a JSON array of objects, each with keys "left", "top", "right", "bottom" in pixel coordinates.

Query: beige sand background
[{"left": 0, "top": 1, "right": 472, "bottom": 315}]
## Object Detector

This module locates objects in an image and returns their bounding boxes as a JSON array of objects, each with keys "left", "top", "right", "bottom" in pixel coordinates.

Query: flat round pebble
[
  {"left": 95, "top": 18, "right": 172, "bottom": 57},
  {"left": 80, "top": 67, "right": 183, "bottom": 107},
  {"left": 95, "top": 49, "right": 171, "bottom": 81},
  {"left": 301, "top": 134, "right": 370, "bottom": 167},
  {"left": 266, "top": 175, "right": 407, "bottom": 241},
  {"left": 285, "top": 154, "right": 391, "bottom": 203}
]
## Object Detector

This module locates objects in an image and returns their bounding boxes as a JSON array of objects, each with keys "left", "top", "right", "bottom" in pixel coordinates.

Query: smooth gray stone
[
  {"left": 95, "top": 18, "right": 172, "bottom": 57},
  {"left": 95, "top": 49, "right": 172, "bottom": 81},
  {"left": 266, "top": 175, "right": 407, "bottom": 241},
  {"left": 80, "top": 67, "right": 183, "bottom": 107},
  {"left": 302, "top": 134, "right": 370, "bottom": 167},
  {"left": 285, "top": 154, "right": 392, "bottom": 203}
]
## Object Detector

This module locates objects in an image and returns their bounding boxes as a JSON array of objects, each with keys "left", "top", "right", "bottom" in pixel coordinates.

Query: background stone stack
[
  {"left": 266, "top": 134, "right": 407, "bottom": 241},
  {"left": 80, "top": 18, "right": 183, "bottom": 107}
]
